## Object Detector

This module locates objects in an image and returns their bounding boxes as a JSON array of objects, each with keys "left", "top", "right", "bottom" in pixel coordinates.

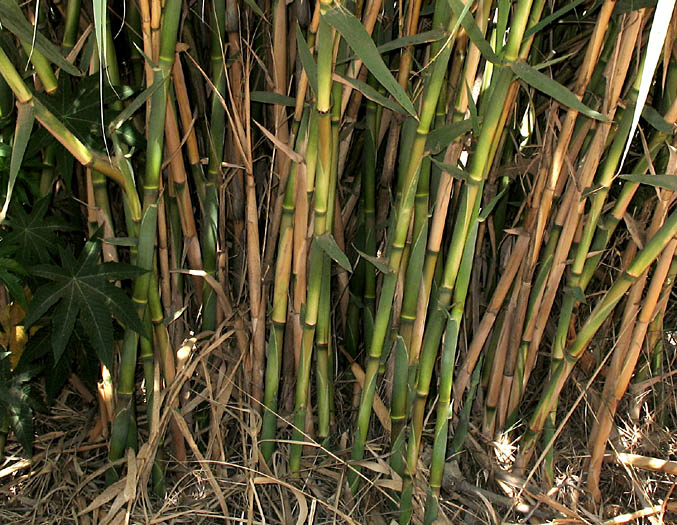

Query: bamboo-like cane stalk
[
  {"left": 530, "top": 0, "right": 617, "bottom": 259},
  {"left": 423, "top": 223, "right": 478, "bottom": 524},
  {"left": 587, "top": 141, "right": 677, "bottom": 497},
  {"left": 200, "top": 0, "right": 227, "bottom": 334},
  {"left": 516, "top": 204, "right": 677, "bottom": 471},
  {"left": 398, "top": 0, "right": 540, "bottom": 516},
  {"left": 350, "top": 0, "right": 463, "bottom": 492},
  {"left": 260, "top": 119, "right": 307, "bottom": 462},
  {"left": 109, "top": 0, "right": 181, "bottom": 469},
  {"left": 289, "top": 3, "right": 336, "bottom": 473},
  {"left": 316, "top": 73, "right": 342, "bottom": 443},
  {"left": 589, "top": 233, "right": 677, "bottom": 499},
  {"left": 61, "top": 0, "right": 81, "bottom": 53}
]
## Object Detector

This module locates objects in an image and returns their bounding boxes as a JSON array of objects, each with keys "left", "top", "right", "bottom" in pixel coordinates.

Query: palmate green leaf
[
  {"left": 0, "top": 352, "right": 35, "bottom": 456},
  {"left": 620, "top": 173, "right": 677, "bottom": 192},
  {"left": 79, "top": 291, "right": 113, "bottom": 370},
  {"left": 0, "top": 267, "right": 25, "bottom": 307},
  {"left": 50, "top": 287, "right": 78, "bottom": 364},
  {"left": 22, "top": 282, "right": 68, "bottom": 327},
  {"left": 322, "top": 5, "right": 417, "bottom": 118},
  {"left": 3, "top": 196, "right": 72, "bottom": 265},
  {"left": 24, "top": 236, "right": 148, "bottom": 370},
  {"left": 0, "top": 0, "right": 81, "bottom": 77},
  {"left": 509, "top": 61, "right": 609, "bottom": 122},
  {"left": 13, "top": 327, "right": 50, "bottom": 373},
  {"left": 316, "top": 233, "right": 352, "bottom": 272},
  {"left": 0, "top": 102, "right": 34, "bottom": 224},
  {"left": 7, "top": 395, "right": 33, "bottom": 455},
  {"left": 36, "top": 74, "right": 134, "bottom": 142},
  {"left": 0, "top": 245, "right": 26, "bottom": 306}
]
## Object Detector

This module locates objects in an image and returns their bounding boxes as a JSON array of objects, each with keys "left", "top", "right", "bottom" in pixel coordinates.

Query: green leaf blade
[
  {"left": 0, "top": 103, "right": 34, "bottom": 223},
  {"left": 79, "top": 292, "right": 114, "bottom": 370},
  {"left": 50, "top": 287, "right": 79, "bottom": 363},
  {"left": 322, "top": 5, "right": 417, "bottom": 118},
  {"left": 509, "top": 61, "right": 610, "bottom": 122},
  {"left": 316, "top": 233, "right": 352, "bottom": 272},
  {"left": 620, "top": 173, "right": 677, "bottom": 192}
]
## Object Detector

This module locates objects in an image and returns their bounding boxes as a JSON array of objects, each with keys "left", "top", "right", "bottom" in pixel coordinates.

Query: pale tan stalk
[
  {"left": 165, "top": 98, "right": 204, "bottom": 296},
  {"left": 588, "top": 183, "right": 677, "bottom": 500},
  {"left": 527, "top": 10, "right": 642, "bottom": 366},
  {"left": 532, "top": 0, "right": 617, "bottom": 257}
]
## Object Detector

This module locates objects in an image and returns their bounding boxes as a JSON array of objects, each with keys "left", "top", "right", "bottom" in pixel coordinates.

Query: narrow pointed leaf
[
  {"left": 337, "top": 29, "right": 449, "bottom": 64},
  {"left": 109, "top": 78, "right": 167, "bottom": 132},
  {"left": 97, "top": 262, "right": 148, "bottom": 280},
  {"left": 448, "top": 0, "right": 501, "bottom": 64},
  {"left": 620, "top": 173, "right": 677, "bottom": 191},
  {"left": 0, "top": 103, "right": 34, "bottom": 224},
  {"left": 465, "top": 82, "right": 480, "bottom": 136},
  {"left": 523, "top": 0, "right": 587, "bottom": 40},
  {"left": 377, "top": 29, "right": 448, "bottom": 54},
  {"left": 334, "top": 72, "right": 408, "bottom": 116},
  {"left": 354, "top": 247, "right": 392, "bottom": 274},
  {"left": 322, "top": 5, "right": 417, "bottom": 118},
  {"left": 641, "top": 105, "right": 675, "bottom": 133},
  {"left": 316, "top": 233, "right": 352, "bottom": 272},
  {"left": 430, "top": 157, "right": 472, "bottom": 183},
  {"left": 426, "top": 119, "right": 474, "bottom": 154},
  {"left": 296, "top": 23, "right": 318, "bottom": 96},
  {"left": 479, "top": 185, "right": 509, "bottom": 222},
  {"left": 92, "top": 0, "right": 106, "bottom": 66},
  {"left": 0, "top": 0, "right": 81, "bottom": 76},
  {"left": 249, "top": 91, "right": 297, "bottom": 107},
  {"left": 533, "top": 52, "right": 577, "bottom": 71},
  {"left": 243, "top": 0, "right": 264, "bottom": 18},
  {"left": 103, "top": 237, "right": 138, "bottom": 247},
  {"left": 510, "top": 61, "right": 609, "bottom": 121}
]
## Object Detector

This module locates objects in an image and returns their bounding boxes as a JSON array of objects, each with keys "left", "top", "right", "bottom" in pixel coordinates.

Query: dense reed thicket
[{"left": 1, "top": 0, "right": 677, "bottom": 521}]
